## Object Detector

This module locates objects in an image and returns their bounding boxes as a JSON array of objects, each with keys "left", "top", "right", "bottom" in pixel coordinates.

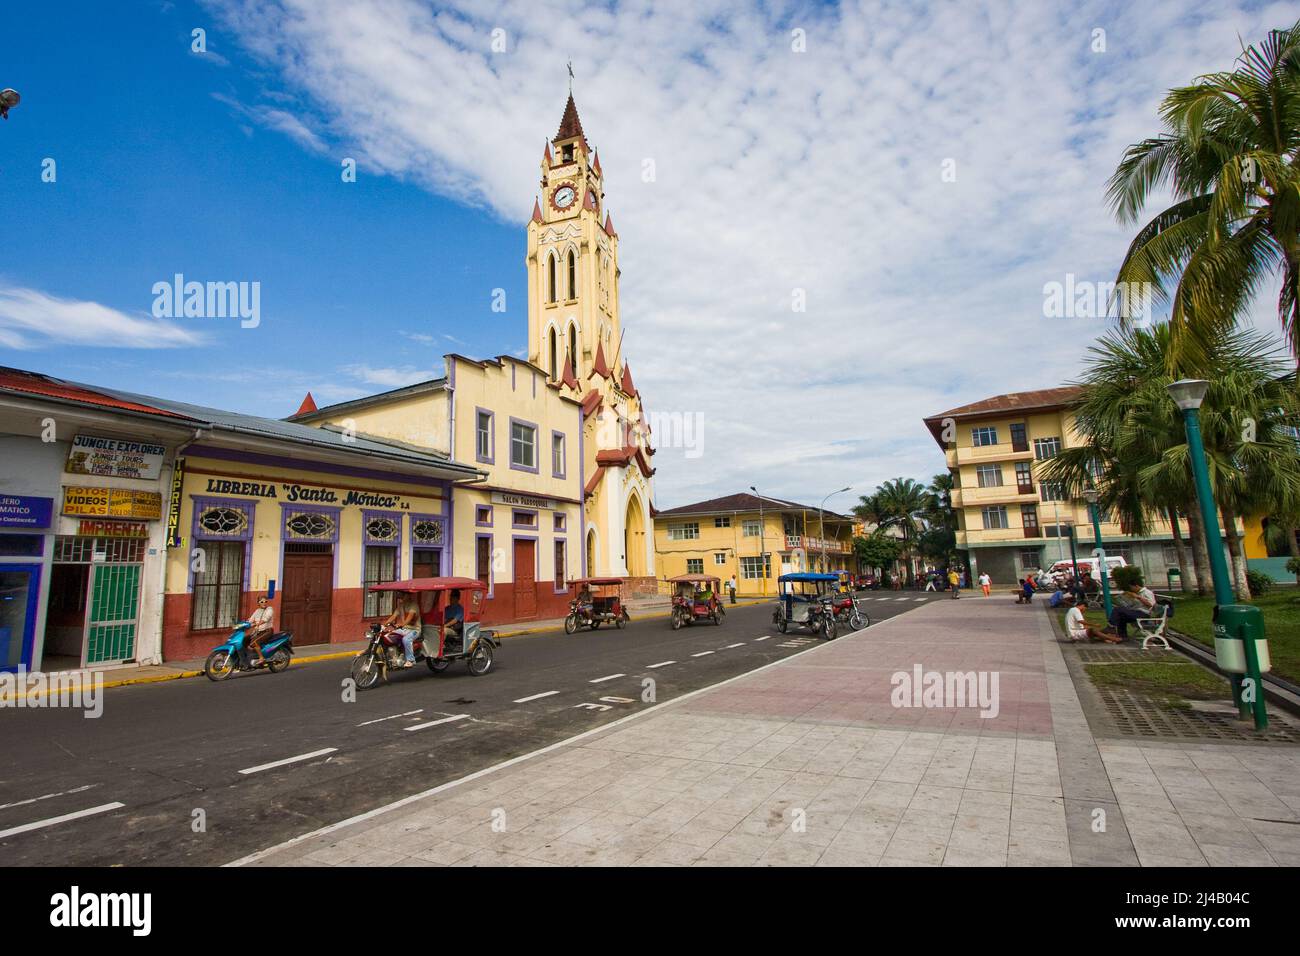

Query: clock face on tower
[{"left": 550, "top": 183, "right": 577, "bottom": 211}]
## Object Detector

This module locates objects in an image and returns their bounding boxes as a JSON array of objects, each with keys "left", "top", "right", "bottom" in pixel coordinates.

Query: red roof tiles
[
  {"left": 554, "top": 93, "right": 588, "bottom": 149},
  {"left": 0, "top": 367, "right": 188, "bottom": 419},
  {"left": 591, "top": 341, "right": 611, "bottom": 378},
  {"left": 294, "top": 392, "right": 318, "bottom": 416}
]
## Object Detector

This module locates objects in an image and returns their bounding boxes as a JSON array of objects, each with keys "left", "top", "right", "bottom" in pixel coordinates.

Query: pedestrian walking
[
  {"left": 924, "top": 571, "right": 936, "bottom": 592},
  {"left": 978, "top": 571, "right": 991, "bottom": 597},
  {"left": 727, "top": 574, "right": 737, "bottom": 604},
  {"left": 948, "top": 568, "right": 960, "bottom": 598}
]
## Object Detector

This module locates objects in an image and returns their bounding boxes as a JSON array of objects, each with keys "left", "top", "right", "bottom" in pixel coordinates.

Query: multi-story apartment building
[
  {"left": 924, "top": 387, "right": 1193, "bottom": 585},
  {"left": 654, "top": 492, "right": 855, "bottom": 595}
]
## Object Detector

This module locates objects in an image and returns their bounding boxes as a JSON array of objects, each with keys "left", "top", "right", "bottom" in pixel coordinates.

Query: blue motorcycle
[{"left": 203, "top": 622, "right": 294, "bottom": 681}]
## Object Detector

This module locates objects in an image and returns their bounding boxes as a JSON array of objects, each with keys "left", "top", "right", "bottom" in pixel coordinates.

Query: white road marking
[
  {"left": 589, "top": 673, "right": 624, "bottom": 683},
  {"left": 754, "top": 636, "right": 770, "bottom": 642},
  {"left": 724, "top": 643, "right": 746, "bottom": 649},
  {"left": 357, "top": 709, "right": 423, "bottom": 727},
  {"left": 513, "top": 691, "right": 560, "bottom": 703},
  {"left": 0, "top": 784, "right": 98, "bottom": 813},
  {"left": 229, "top": 605, "right": 928, "bottom": 868},
  {"left": 914, "top": 598, "right": 926, "bottom": 602},
  {"left": 239, "top": 748, "right": 338, "bottom": 775},
  {"left": 691, "top": 651, "right": 714, "bottom": 657},
  {"left": 404, "top": 714, "right": 470, "bottom": 732},
  {"left": 0, "top": 801, "right": 125, "bottom": 840},
  {"left": 895, "top": 597, "right": 910, "bottom": 602},
  {"left": 646, "top": 661, "right": 675, "bottom": 669}
]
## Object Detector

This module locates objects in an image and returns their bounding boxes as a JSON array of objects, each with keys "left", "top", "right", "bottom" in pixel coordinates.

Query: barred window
[
  {"left": 739, "top": 555, "right": 770, "bottom": 580},
  {"left": 686, "top": 558, "right": 704, "bottom": 575},
  {"left": 191, "top": 541, "right": 244, "bottom": 631},
  {"left": 363, "top": 546, "right": 397, "bottom": 617}
]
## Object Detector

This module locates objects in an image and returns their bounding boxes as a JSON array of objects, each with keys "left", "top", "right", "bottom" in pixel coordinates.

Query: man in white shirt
[
  {"left": 1108, "top": 580, "right": 1157, "bottom": 641},
  {"left": 247, "top": 596, "right": 275, "bottom": 665},
  {"left": 978, "top": 572, "right": 991, "bottom": 597},
  {"left": 1066, "top": 602, "right": 1116, "bottom": 643}
]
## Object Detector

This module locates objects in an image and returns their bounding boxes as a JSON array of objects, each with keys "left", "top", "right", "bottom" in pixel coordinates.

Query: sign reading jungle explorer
[
  {"left": 66, "top": 434, "right": 167, "bottom": 480},
  {"left": 63, "top": 487, "right": 164, "bottom": 520}
]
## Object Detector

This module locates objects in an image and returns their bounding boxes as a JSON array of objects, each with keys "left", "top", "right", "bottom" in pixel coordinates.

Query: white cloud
[
  {"left": 342, "top": 363, "right": 443, "bottom": 388},
  {"left": 0, "top": 285, "right": 206, "bottom": 349},
  {"left": 199, "top": 0, "right": 1293, "bottom": 506}
]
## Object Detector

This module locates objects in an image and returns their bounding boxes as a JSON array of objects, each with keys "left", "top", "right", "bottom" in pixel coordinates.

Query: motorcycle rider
[
  {"left": 246, "top": 596, "right": 274, "bottom": 666},
  {"left": 383, "top": 589, "right": 422, "bottom": 668}
]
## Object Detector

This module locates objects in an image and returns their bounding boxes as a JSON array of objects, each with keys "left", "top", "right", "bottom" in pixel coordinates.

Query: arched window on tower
[
  {"left": 568, "top": 323, "right": 578, "bottom": 376},
  {"left": 547, "top": 254, "right": 557, "bottom": 304},
  {"left": 549, "top": 327, "right": 558, "bottom": 380},
  {"left": 568, "top": 251, "right": 577, "bottom": 301}
]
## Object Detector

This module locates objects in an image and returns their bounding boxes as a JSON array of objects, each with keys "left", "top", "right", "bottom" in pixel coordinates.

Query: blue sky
[{"left": 0, "top": 0, "right": 1293, "bottom": 507}]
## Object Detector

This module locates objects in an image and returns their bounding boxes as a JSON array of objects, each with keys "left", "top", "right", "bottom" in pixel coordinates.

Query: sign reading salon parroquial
[
  {"left": 0, "top": 495, "right": 54, "bottom": 529},
  {"left": 490, "top": 491, "right": 557, "bottom": 511}
]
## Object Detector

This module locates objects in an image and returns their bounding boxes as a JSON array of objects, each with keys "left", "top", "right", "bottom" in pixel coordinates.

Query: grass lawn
[
  {"left": 1160, "top": 590, "right": 1300, "bottom": 686},
  {"left": 1083, "top": 661, "right": 1230, "bottom": 710}
]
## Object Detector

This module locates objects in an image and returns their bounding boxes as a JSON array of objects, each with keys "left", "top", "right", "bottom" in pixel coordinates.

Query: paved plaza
[{"left": 240, "top": 600, "right": 1300, "bottom": 867}]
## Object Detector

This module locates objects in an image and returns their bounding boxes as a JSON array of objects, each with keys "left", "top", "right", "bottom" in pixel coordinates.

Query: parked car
[{"left": 1045, "top": 556, "right": 1128, "bottom": 586}]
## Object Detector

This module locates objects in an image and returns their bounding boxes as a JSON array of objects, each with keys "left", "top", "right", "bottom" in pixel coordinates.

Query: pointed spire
[
  {"left": 531, "top": 198, "right": 543, "bottom": 223},
  {"left": 620, "top": 363, "right": 636, "bottom": 396},
  {"left": 603, "top": 212, "right": 617, "bottom": 237},
  {"left": 592, "top": 149, "right": 602, "bottom": 176},
  {"left": 592, "top": 340, "right": 611, "bottom": 378},
  {"left": 542, "top": 140, "right": 552, "bottom": 165},
  {"left": 560, "top": 355, "right": 579, "bottom": 390},
  {"left": 294, "top": 392, "right": 318, "bottom": 416},
  {"left": 554, "top": 93, "right": 588, "bottom": 149}
]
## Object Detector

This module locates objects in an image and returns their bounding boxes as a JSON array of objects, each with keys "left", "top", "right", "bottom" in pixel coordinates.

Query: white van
[{"left": 1046, "top": 556, "right": 1127, "bottom": 584}]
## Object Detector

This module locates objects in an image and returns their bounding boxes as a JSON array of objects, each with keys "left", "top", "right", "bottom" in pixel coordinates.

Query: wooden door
[
  {"left": 282, "top": 552, "right": 333, "bottom": 645},
  {"left": 513, "top": 539, "right": 537, "bottom": 620}
]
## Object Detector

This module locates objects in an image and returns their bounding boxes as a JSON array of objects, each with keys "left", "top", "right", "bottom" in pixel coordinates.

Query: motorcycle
[
  {"left": 204, "top": 623, "right": 294, "bottom": 681},
  {"left": 350, "top": 621, "right": 498, "bottom": 689},
  {"left": 828, "top": 592, "right": 869, "bottom": 631}
]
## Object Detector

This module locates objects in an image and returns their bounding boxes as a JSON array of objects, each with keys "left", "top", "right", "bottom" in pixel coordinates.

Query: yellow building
[
  {"left": 292, "top": 353, "right": 585, "bottom": 624},
  {"left": 923, "top": 386, "right": 1235, "bottom": 585},
  {"left": 525, "top": 94, "right": 656, "bottom": 592},
  {"left": 654, "top": 493, "right": 855, "bottom": 596}
]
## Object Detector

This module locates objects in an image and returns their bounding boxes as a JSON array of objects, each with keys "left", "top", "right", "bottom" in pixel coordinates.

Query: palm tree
[
  {"left": 854, "top": 478, "right": 936, "bottom": 585},
  {"left": 1040, "top": 323, "right": 1300, "bottom": 599},
  {"left": 1107, "top": 21, "right": 1300, "bottom": 369}
]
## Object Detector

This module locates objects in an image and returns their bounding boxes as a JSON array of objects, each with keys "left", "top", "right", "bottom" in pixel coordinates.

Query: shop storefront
[{"left": 162, "top": 443, "right": 471, "bottom": 660}]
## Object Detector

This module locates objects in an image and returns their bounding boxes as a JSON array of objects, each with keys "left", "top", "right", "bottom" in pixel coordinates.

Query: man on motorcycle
[
  {"left": 247, "top": 596, "right": 274, "bottom": 666},
  {"left": 383, "top": 590, "right": 422, "bottom": 668}
]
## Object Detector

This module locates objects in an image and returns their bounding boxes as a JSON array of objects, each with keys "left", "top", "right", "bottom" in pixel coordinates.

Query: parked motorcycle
[
  {"left": 829, "top": 593, "right": 869, "bottom": 631},
  {"left": 204, "top": 623, "right": 294, "bottom": 681}
]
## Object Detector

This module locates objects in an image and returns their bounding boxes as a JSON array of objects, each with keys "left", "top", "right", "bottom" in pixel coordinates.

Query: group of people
[
  {"left": 381, "top": 588, "right": 464, "bottom": 666},
  {"left": 1060, "top": 577, "right": 1165, "bottom": 644}
]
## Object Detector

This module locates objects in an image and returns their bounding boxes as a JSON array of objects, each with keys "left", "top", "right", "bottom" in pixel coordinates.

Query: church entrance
[
  {"left": 585, "top": 529, "right": 596, "bottom": 577},
  {"left": 624, "top": 493, "right": 646, "bottom": 578}
]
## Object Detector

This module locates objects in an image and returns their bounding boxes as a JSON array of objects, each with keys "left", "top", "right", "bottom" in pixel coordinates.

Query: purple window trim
[
  {"left": 551, "top": 429, "right": 567, "bottom": 479},
  {"left": 188, "top": 495, "right": 255, "bottom": 596},
  {"left": 279, "top": 502, "right": 341, "bottom": 588},
  {"left": 475, "top": 532, "right": 494, "bottom": 598},
  {"left": 443, "top": 479, "right": 454, "bottom": 577},
  {"left": 553, "top": 537, "right": 569, "bottom": 594},
  {"left": 577, "top": 404, "right": 586, "bottom": 577},
  {"left": 474, "top": 407, "right": 495, "bottom": 465},
  {"left": 475, "top": 505, "right": 494, "bottom": 528},
  {"left": 508, "top": 417, "right": 540, "bottom": 474},
  {"left": 512, "top": 508, "right": 539, "bottom": 531},
  {"left": 553, "top": 511, "right": 566, "bottom": 532},
  {"left": 361, "top": 508, "right": 403, "bottom": 595},
  {"left": 408, "top": 512, "right": 448, "bottom": 576}
]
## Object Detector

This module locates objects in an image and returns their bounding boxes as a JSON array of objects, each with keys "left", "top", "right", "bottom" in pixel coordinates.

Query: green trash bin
[
  {"left": 1212, "top": 604, "right": 1271, "bottom": 674},
  {"left": 1166, "top": 567, "right": 1181, "bottom": 589}
]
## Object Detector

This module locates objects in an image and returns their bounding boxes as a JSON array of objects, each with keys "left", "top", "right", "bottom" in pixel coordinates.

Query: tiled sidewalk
[{"left": 240, "top": 600, "right": 1300, "bottom": 867}]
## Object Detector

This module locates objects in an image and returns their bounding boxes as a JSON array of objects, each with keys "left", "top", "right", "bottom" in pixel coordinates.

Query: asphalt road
[{"left": 0, "top": 591, "right": 950, "bottom": 866}]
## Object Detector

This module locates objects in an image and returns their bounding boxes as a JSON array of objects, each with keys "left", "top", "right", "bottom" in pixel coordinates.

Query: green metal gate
[{"left": 87, "top": 563, "right": 141, "bottom": 665}]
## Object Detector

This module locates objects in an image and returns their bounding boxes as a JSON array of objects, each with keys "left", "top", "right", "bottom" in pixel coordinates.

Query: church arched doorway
[
  {"left": 586, "top": 529, "right": 596, "bottom": 577},
  {"left": 624, "top": 492, "right": 646, "bottom": 578}
]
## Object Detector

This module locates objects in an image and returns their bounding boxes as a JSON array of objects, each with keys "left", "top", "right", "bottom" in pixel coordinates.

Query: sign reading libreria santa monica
[
  {"left": 66, "top": 434, "right": 166, "bottom": 480},
  {"left": 202, "top": 478, "right": 404, "bottom": 509}
]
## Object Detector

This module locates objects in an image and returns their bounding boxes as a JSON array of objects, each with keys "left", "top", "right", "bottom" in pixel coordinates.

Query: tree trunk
[
  {"left": 1167, "top": 507, "right": 1192, "bottom": 593},
  {"left": 1219, "top": 501, "right": 1250, "bottom": 600},
  {"left": 1185, "top": 506, "right": 1211, "bottom": 598},
  {"left": 1288, "top": 523, "right": 1300, "bottom": 585}
]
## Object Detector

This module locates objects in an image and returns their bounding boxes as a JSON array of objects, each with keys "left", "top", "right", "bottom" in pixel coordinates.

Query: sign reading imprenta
[
  {"left": 63, "top": 487, "right": 164, "bottom": 520},
  {"left": 66, "top": 434, "right": 166, "bottom": 480}
]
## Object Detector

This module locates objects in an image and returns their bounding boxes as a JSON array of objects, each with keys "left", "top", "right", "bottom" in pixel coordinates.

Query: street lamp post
[
  {"left": 750, "top": 485, "right": 766, "bottom": 597},
  {"left": 819, "top": 487, "right": 851, "bottom": 573},
  {"left": 1168, "top": 379, "right": 1267, "bottom": 730},
  {"left": 1082, "top": 488, "right": 1114, "bottom": 619}
]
